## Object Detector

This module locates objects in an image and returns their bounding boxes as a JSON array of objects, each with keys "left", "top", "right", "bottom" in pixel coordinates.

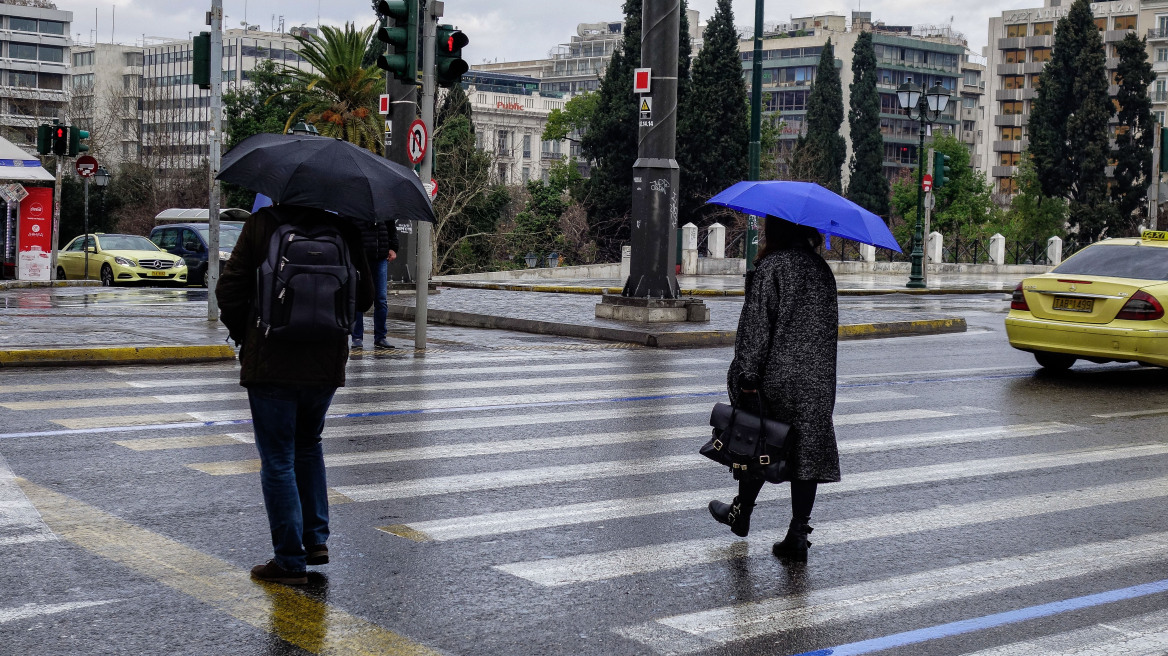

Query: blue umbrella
[{"left": 707, "top": 180, "right": 902, "bottom": 252}]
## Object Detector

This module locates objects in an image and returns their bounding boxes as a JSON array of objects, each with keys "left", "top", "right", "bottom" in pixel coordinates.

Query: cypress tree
[
  {"left": 846, "top": 31, "right": 889, "bottom": 217},
  {"left": 677, "top": 0, "right": 748, "bottom": 226},
  {"left": 1029, "top": 0, "right": 1114, "bottom": 237},
  {"left": 1111, "top": 33, "right": 1155, "bottom": 230},
  {"left": 795, "top": 39, "right": 845, "bottom": 192}
]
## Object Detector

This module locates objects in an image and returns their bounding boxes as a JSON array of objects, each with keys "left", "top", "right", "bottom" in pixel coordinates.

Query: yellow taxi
[
  {"left": 1006, "top": 230, "right": 1168, "bottom": 369},
  {"left": 56, "top": 233, "right": 187, "bottom": 286}
]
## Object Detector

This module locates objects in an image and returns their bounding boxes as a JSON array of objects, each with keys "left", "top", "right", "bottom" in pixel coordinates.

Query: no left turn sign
[{"left": 407, "top": 119, "right": 427, "bottom": 164}]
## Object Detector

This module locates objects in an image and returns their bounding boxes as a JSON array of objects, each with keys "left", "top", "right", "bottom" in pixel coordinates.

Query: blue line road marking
[{"left": 793, "top": 578, "right": 1168, "bottom": 656}]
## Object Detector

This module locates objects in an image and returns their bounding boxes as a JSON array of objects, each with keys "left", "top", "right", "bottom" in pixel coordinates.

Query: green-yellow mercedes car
[{"left": 56, "top": 233, "right": 187, "bottom": 286}]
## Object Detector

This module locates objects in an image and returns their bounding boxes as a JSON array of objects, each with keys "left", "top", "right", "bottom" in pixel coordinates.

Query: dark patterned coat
[{"left": 727, "top": 244, "right": 841, "bottom": 483}]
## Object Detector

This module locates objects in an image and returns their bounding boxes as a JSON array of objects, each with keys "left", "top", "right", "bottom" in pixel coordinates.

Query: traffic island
[{"left": 594, "top": 294, "right": 710, "bottom": 322}]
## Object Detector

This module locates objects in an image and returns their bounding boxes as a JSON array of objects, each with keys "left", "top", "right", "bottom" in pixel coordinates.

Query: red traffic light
[
  {"left": 445, "top": 35, "right": 454, "bottom": 52},
  {"left": 55, "top": 128, "right": 65, "bottom": 138}
]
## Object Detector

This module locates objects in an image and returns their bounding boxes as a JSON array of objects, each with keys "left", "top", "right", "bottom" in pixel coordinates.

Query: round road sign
[
  {"left": 407, "top": 119, "right": 427, "bottom": 164},
  {"left": 76, "top": 155, "right": 98, "bottom": 178}
]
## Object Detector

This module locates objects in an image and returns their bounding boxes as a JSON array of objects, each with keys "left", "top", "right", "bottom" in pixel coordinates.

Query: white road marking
[
  {"left": 0, "top": 456, "right": 54, "bottom": 547},
  {"left": 494, "top": 444, "right": 1168, "bottom": 586},
  {"left": 615, "top": 528, "right": 1168, "bottom": 655},
  {"left": 384, "top": 422, "right": 1076, "bottom": 541},
  {"left": 1092, "top": 408, "right": 1168, "bottom": 419},
  {"left": 0, "top": 600, "right": 120, "bottom": 624},
  {"left": 957, "top": 608, "right": 1168, "bottom": 655}
]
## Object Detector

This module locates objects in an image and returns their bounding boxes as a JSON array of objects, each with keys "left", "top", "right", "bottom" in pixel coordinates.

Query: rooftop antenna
[{"left": 112, "top": 5, "right": 115, "bottom": 43}]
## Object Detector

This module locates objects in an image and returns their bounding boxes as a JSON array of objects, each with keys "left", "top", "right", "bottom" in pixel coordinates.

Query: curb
[
  {"left": 0, "top": 280, "right": 102, "bottom": 291},
  {"left": 0, "top": 344, "right": 237, "bottom": 368},
  {"left": 386, "top": 305, "right": 966, "bottom": 348},
  {"left": 438, "top": 281, "right": 1010, "bottom": 297}
]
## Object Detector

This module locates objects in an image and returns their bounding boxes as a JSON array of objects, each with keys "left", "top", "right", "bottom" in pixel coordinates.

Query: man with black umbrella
[
  {"left": 218, "top": 203, "right": 373, "bottom": 585},
  {"left": 351, "top": 219, "right": 398, "bottom": 350}
]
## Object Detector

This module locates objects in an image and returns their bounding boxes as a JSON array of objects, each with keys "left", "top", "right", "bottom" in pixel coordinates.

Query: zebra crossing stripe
[
  {"left": 613, "top": 525, "right": 1168, "bottom": 655},
  {"left": 0, "top": 600, "right": 121, "bottom": 624},
  {"left": 956, "top": 607, "right": 1168, "bottom": 656},
  {"left": 380, "top": 422, "right": 1075, "bottom": 541},
  {"left": 493, "top": 444, "right": 1168, "bottom": 586},
  {"left": 0, "top": 454, "right": 54, "bottom": 547}
]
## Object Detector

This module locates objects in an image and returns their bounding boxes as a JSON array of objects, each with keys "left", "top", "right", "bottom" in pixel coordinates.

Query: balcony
[
  {"left": 993, "top": 139, "right": 1024, "bottom": 153},
  {"left": 995, "top": 89, "right": 1024, "bottom": 101},
  {"left": 1023, "top": 62, "right": 1047, "bottom": 74},
  {"left": 996, "top": 63, "right": 1024, "bottom": 76},
  {"left": 962, "top": 132, "right": 977, "bottom": 145},
  {"left": 1149, "top": 27, "right": 1168, "bottom": 41},
  {"left": 994, "top": 114, "right": 1025, "bottom": 127},
  {"left": 991, "top": 165, "right": 1018, "bottom": 177},
  {"left": 1104, "top": 29, "right": 1134, "bottom": 43},
  {"left": 997, "top": 37, "right": 1025, "bottom": 50},
  {"left": 961, "top": 106, "right": 979, "bottom": 121},
  {"left": 1106, "top": 57, "right": 1119, "bottom": 69},
  {"left": 1024, "top": 35, "right": 1053, "bottom": 48}
]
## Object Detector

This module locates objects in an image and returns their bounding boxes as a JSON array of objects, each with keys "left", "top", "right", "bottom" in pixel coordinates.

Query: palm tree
[{"left": 277, "top": 23, "right": 384, "bottom": 153}]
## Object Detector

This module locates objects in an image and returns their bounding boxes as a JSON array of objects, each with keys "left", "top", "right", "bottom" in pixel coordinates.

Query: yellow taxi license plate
[
  {"left": 148, "top": 270, "right": 168, "bottom": 277},
  {"left": 1053, "top": 296, "right": 1093, "bottom": 312}
]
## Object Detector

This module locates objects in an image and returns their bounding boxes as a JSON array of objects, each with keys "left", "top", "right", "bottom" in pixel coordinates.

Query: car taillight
[
  {"left": 1115, "top": 291, "right": 1165, "bottom": 321},
  {"left": 1011, "top": 282, "right": 1029, "bottom": 311}
]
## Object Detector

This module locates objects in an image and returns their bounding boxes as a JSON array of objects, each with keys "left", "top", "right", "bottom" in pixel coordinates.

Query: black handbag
[{"left": 700, "top": 393, "right": 792, "bottom": 483}]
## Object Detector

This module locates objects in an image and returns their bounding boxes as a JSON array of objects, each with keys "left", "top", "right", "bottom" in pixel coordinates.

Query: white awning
[{"left": 0, "top": 136, "right": 52, "bottom": 181}]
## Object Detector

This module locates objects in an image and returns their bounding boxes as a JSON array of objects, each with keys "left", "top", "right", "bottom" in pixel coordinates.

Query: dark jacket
[
  {"left": 727, "top": 244, "right": 841, "bottom": 483},
  {"left": 357, "top": 219, "right": 399, "bottom": 264},
  {"left": 218, "top": 205, "right": 374, "bottom": 388}
]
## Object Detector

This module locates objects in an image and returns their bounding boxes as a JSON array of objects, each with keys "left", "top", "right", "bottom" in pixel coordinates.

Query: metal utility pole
[
  {"left": 50, "top": 154, "right": 61, "bottom": 274},
  {"left": 1150, "top": 122, "right": 1161, "bottom": 230},
  {"left": 745, "top": 0, "right": 763, "bottom": 271},
  {"left": 83, "top": 177, "right": 89, "bottom": 279},
  {"left": 207, "top": 0, "right": 223, "bottom": 320},
  {"left": 414, "top": 0, "right": 439, "bottom": 349},
  {"left": 624, "top": 0, "right": 680, "bottom": 298},
  {"left": 386, "top": 67, "right": 417, "bottom": 284}
]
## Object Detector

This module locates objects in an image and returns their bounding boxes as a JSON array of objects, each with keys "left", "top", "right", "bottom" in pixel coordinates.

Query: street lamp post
[
  {"left": 289, "top": 120, "right": 320, "bottom": 136},
  {"left": 84, "top": 166, "right": 110, "bottom": 281},
  {"left": 897, "top": 81, "right": 950, "bottom": 289}
]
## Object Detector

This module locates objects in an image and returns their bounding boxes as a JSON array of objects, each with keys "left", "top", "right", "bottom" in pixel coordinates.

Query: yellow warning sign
[{"left": 640, "top": 97, "right": 652, "bottom": 114}]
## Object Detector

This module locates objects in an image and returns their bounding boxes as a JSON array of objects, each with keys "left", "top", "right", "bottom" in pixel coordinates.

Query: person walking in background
[
  {"left": 708, "top": 215, "right": 840, "bottom": 562},
  {"left": 351, "top": 219, "right": 398, "bottom": 350},
  {"left": 218, "top": 203, "right": 373, "bottom": 585}
]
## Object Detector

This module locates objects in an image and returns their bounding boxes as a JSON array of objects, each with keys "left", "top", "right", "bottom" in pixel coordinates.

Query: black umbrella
[{"left": 217, "top": 133, "right": 434, "bottom": 224}]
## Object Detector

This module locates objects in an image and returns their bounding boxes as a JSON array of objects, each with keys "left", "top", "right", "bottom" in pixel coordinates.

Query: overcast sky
[{"left": 58, "top": 0, "right": 1026, "bottom": 61}]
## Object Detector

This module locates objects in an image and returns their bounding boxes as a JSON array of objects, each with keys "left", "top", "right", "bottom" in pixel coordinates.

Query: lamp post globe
[
  {"left": 896, "top": 79, "right": 950, "bottom": 289},
  {"left": 93, "top": 165, "right": 110, "bottom": 188},
  {"left": 289, "top": 120, "right": 320, "bottom": 136}
]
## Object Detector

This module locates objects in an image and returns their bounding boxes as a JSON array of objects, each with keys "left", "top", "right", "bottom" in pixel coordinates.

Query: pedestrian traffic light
[
  {"left": 434, "top": 24, "right": 468, "bottom": 88},
  {"left": 375, "top": 0, "right": 419, "bottom": 84},
  {"left": 51, "top": 125, "right": 67, "bottom": 156},
  {"left": 36, "top": 124, "right": 52, "bottom": 155},
  {"left": 193, "top": 32, "right": 211, "bottom": 90},
  {"left": 933, "top": 151, "right": 951, "bottom": 189},
  {"left": 69, "top": 126, "right": 89, "bottom": 156}
]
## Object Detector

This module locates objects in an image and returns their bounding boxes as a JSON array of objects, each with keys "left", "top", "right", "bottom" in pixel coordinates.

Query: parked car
[
  {"left": 56, "top": 233, "right": 187, "bottom": 286},
  {"left": 1005, "top": 230, "right": 1168, "bottom": 370},
  {"left": 149, "top": 221, "right": 244, "bottom": 287}
]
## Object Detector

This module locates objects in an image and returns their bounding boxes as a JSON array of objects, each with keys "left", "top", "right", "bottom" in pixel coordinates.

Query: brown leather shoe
[
  {"left": 306, "top": 544, "right": 328, "bottom": 566},
  {"left": 250, "top": 560, "right": 308, "bottom": 585}
]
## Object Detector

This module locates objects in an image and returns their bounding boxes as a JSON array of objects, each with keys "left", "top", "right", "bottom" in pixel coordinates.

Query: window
[
  {"left": 497, "top": 163, "right": 508, "bottom": 183},
  {"left": 8, "top": 72, "right": 35, "bottom": 87},
  {"left": 72, "top": 73, "right": 95, "bottom": 89},
  {"left": 124, "top": 52, "right": 143, "bottom": 66},
  {"left": 1003, "top": 49, "right": 1025, "bottom": 64},
  {"left": 1157, "top": 111, "right": 1166, "bottom": 125},
  {"left": 999, "top": 178, "right": 1018, "bottom": 195},
  {"left": 1053, "top": 244, "right": 1168, "bottom": 279},
  {"left": 1033, "top": 22, "right": 1053, "bottom": 36},
  {"left": 154, "top": 229, "right": 179, "bottom": 251},
  {"left": 38, "top": 46, "right": 63, "bottom": 63},
  {"left": 1159, "top": 49, "right": 1168, "bottom": 63},
  {"left": 963, "top": 71, "right": 979, "bottom": 86},
  {"left": 9, "top": 43, "right": 37, "bottom": 60},
  {"left": 1032, "top": 48, "right": 1052, "bottom": 63},
  {"left": 1001, "top": 126, "right": 1023, "bottom": 140},
  {"left": 1094, "top": 17, "right": 1108, "bottom": 31},
  {"left": 1006, "top": 24, "right": 1027, "bottom": 38},
  {"left": 73, "top": 51, "right": 95, "bottom": 67},
  {"left": 522, "top": 167, "right": 530, "bottom": 183},
  {"left": 497, "top": 130, "right": 509, "bottom": 153},
  {"left": 39, "top": 73, "right": 62, "bottom": 90},
  {"left": 39, "top": 20, "right": 64, "bottom": 35},
  {"left": 523, "top": 134, "right": 531, "bottom": 159},
  {"left": 1031, "top": 74, "right": 1043, "bottom": 89},
  {"left": 9, "top": 17, "right": 36, "bottom": 32},
  {"left": 1114, "top": 15, "right": 1136, "bottom": 31},
  {"left": 1000, "top": 152, "right": 1021, "bottom": 166},
  {"left": 1003, "top": 75, "right": 1025, "bottom": 90},
  {"left": 1001, "top": 100, "right": 1024, "bottom": 115}
]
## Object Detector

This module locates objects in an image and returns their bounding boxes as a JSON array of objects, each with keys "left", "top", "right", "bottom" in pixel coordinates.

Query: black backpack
[{"left": 254, "top": 220, "right": 357, "bottom": 341}]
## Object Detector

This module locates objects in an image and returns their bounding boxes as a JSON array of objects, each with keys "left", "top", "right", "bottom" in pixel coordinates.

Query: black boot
[
  {"left": 772, "top": 519, "right": 813, "bottom": 562},
  {"left": 708, "top": 497, "right": 755, "bottom": 537}
]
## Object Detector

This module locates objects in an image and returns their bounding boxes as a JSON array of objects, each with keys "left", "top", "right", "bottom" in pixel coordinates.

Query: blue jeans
[
  {"left": 352, "top": 258, "right": 388, "bottom": 341},
  {"left": 247, "top": 384, "right": 336, "bottom": 572}
]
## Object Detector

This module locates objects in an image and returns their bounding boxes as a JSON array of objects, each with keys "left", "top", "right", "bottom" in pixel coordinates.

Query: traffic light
[
  {"left": 933, "top": 151, "right": 952, "bottom": 189},
  {"left": 51, "top": 125, "right": 67, "bottom": 156},
  {"left": 69, "top": 125, "right": 89, "bottom": 156},
  {"left": 36, "top": 124, "right": 52, "bottom": 155},
  {"left": 193, "top": 32, "right": 211, "bottom": 89},
  {"left": 375, "top": 0, "right": 419, "bottom": 84},
  {"left": 434, "top": 24, "right": 468, "bottom": 88},
  {"left": 1160, "top": 126, "right": 1168, "bottom": 172}
]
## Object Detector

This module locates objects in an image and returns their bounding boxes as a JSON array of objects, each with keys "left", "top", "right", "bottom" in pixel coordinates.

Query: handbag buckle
[
  {"left": 712, "top": 439, "right": 723, "bottom": 451},
  {"left": 759, "top": 455, "right": 771, "bottom": 465}
]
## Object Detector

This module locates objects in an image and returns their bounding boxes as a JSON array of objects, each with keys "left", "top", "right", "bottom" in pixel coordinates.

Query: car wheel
[
  {"left": 100, "top": 264, "right": 114, "bottom": 287},
  {"left": 56, "top": 266, "right": 65, "bottom": 280},
  {"left": 1034, "top": 351, "right": 1076, "bottom": 371}
]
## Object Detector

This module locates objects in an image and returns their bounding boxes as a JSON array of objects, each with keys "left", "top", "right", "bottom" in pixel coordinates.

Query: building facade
[
  {"left": 70, "top": 43, "right": 142, "bottom": 169},
  {"left": 741, "top": 16, "right": 977, "bottom": 186},
  {"left": 1140, "top": 0, "right": 1168, "bottom": 127},
  {"left": 982, "top": 0, "right": 1139, "bottom": 195},
  {"left": 464, "top": 72, "right": 575, "bottom": 185},
  {"left": 0, "top": 3, "right": 71, "bottom": 150}
]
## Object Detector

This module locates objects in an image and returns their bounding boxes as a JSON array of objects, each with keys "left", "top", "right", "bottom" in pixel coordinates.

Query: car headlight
[
  {"left": 172, "top": 259, "right": 186, "bottom": 269},
  {"left": 219, "top": 251, "right": 231, "bottom": 261},
  {"left": 114, "top": 256, "right": 135, "bottom": 267}
]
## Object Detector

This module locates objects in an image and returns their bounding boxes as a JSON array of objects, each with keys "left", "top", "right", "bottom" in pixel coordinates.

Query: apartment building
[
  {"left": 0, "top": 3, "right": 70, "bottom": 150},
  {"left": 465, "top": 71, "right": 575, "bottom": 185},
  {"left": 69, "top": 43, "right": 142, "bottom": 168}
]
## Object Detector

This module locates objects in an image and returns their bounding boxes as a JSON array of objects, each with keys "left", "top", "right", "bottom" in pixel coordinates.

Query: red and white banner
[{"left": 18, "top": 186, "right": 52, "bottom": 281}]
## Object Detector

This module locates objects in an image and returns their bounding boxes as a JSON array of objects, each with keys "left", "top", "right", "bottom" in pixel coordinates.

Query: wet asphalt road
[{"left": 3, "top": 293, "right": 1168, "bottom": 655}]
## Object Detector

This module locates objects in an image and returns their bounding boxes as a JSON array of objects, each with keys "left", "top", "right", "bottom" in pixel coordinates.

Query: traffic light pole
[
  {"left": 206, "top": 0, "right": 223, "bottom": 321},
  {"left": 50, "top": 156, "right": 61, "bottom": 275},
  {"left": 746, "top": 0, "right": 763, "bottom": 271},
  {"left": 386, "top": 62, "right": 417, "bottom": 285},
  {"left": 414, "top": 0, "right": 439, "bottom": 350}
]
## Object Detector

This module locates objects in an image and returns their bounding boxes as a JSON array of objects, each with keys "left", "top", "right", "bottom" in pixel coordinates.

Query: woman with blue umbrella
[{"left": 705, "top": 181, "right": 894, "bottom": 561}]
